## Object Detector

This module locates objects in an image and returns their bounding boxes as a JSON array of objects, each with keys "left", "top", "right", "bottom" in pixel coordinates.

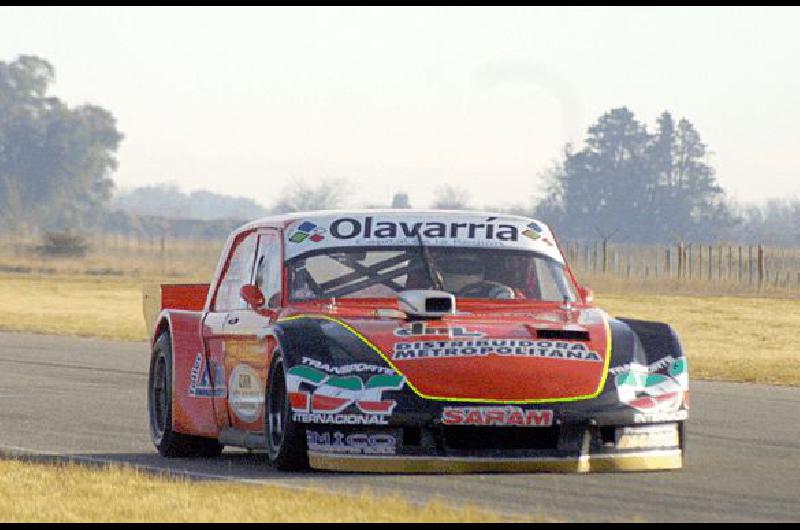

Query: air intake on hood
[
  {"left": 536, "top": 329, "right": 590, "bottom": 341},
  {"left": 398, "top": 290, "right": 455, "bottom": 318}
]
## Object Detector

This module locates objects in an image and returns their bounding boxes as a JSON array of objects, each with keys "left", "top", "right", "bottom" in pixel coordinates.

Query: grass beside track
[
  {"left": 597, "top": 292, "right": 799, "bottom": 386},
  {"left": 0, "top": 459, "right": 521, "bottom": 522},
  {"left": 0, "top": 273, "right": 796, "bottom": 385},
  {"left": 0, "top": 275, "right": 146, "bottom": 341}
]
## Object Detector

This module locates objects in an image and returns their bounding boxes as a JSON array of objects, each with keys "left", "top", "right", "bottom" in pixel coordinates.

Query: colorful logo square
[
  {"left": 289, "top": 221, "right": 326, "bottom": 244},
  {"left": 522, "top": 222, "right": 542, "bottom": 241}
]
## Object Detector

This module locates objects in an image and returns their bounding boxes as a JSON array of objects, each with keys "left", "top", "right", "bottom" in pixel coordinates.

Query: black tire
[
  {"left": 148, "top": 331, "right": 224, "bottom": 458},
  {"left": 265, "top": 349, "right": 308, "bottom": 470}
]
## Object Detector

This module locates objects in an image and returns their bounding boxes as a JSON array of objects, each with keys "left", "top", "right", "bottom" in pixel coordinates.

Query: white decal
[
  {"left": 306, "top": 430, "right": 397, "bottom": 455},
  {"left": 616, "top": 424, "right": 680, "bottom": 449},
  {"left": 228, "top": 364, "right": 263, "bottom": 422},
  {"left": 442, "top": 407, "right": 554, "bottom": 427},
  {"left": 284, "top": 213, "right": 564, "bottom": 263},
  {"left": 393, "top": 339, "right": 601, "bottom": 362}
]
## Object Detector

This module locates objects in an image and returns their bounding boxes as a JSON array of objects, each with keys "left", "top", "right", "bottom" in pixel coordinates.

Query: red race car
[{"left": 144, "top": 210, "right": 688, "bottom": 472}]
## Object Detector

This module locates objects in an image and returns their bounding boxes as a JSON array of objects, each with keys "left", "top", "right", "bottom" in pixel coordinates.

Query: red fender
[{"left": 156, "top": 310, "right": 220, "bottom": 438}]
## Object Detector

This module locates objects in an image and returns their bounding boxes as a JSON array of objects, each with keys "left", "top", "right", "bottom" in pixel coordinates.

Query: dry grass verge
[
  {"left": 0, "top": 275, "right": 146, "bottom": 341},
  {"left": 597, "top": 292, "right": 798, "bottom": 385},
  {"left": 0, "top": 458, "right": 522, "bottom": 523}
]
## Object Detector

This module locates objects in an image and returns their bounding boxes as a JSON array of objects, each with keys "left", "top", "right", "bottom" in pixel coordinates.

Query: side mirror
[
  {"left": 578, "top": 285, "right": 594, "bottom": 304},
  {"left": 240, "top": 284, "right": 265, "bottom": 309}
]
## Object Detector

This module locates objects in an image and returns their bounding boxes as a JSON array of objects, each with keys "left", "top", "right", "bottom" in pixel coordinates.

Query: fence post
[
  {"left": 738, "top": 246, "right": 743, "bottom": 283},
  {"left": 654, "top": 250, "right": 659, "bottom": 279},
  {"left": 584, "top": 242, "right": 590, "bottom": 273},
  {"left": 727, "top": 245, "right": 732, "bottom": 281},
  {"left": 665, "top": 247, "right": 671, "bottom": 277},
  {"left": 699, "top": 244, "right": 704, "bottom": 280},
  {"left": 757, "top": 244, "right": 765, "bottom": 288},
  {"left": 708, "top": 245, "right": 714, "bottom": 281}
]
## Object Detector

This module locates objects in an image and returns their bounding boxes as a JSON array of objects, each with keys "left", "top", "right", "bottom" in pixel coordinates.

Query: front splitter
[{"left": 308, "top": 449, "right": 682, "bottom": 473}]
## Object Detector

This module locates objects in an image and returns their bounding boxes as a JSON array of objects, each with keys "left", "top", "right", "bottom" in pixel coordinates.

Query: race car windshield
[{"left": 287, "top": 246, "right": 577, "bottom": 302}]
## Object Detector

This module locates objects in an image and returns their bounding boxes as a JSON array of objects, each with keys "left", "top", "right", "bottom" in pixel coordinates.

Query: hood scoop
[
  {"left": 397, "top": 290, "right": 455, "bottom": 319},
  {"left": 535, "top": 328, "right": 590, "bottom": 341}
]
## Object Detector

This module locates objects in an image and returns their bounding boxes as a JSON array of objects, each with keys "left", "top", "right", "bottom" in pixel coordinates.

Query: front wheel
[
  {"left": 148, "top": 332, "right": 224, "bottom": 458},
  {"left": 265, "top": 349, "right": 308, "bottom": 470}
]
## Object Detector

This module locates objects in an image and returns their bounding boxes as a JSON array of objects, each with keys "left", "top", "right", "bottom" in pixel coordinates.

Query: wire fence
[
  {"left": 0, "top": 231, "right": 223, "bottom": 279},
  {"left": 564, "top": 240, "right": 800, "bottom": 296}
]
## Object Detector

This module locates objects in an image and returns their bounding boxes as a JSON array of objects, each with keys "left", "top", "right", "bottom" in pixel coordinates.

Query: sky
[{"left": 2, "top": 6, "right": 800, "bottom": 210}]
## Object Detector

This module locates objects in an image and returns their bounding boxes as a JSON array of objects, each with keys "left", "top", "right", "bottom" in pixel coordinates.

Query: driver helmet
[{"left": 439, "top": 254, "right": 485, "bottom": 292}]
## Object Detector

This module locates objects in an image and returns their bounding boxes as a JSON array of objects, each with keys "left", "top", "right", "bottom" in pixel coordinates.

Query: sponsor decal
[
  {"left": 615, "top": 424, "right": 679, "bottom": 449},
  {"left": 283, "top": 214, "right": 564, "bottom": 263},
  {"left": 393, "top": 323, "right": 484, "bottom": 338},
  {"left": 521, "top": 221, "right": 555, "bottom": 246},
  {"left": 228, "top": 364, "right": 263, "bottom": 422},
  {"left": 633, "top": 410, "right": 688, "bottom": 424},
  {"left": 294, "top": 412, "right": 392, "bottom": 425},
  {"left": 613, "top": 356, "right": 688, "bottom": 413},
  {"left": 328, "top": 216, "right": 519, "bottom": 242},
  {"left": 300, "top": 356, "right": 395, "bottom": 376},
  {"left": 188, "top": 353, "right": 226, "bottom": 398},
  {"left": 306, "top": 430, "right": 397, "bottom": 455},
  {"left": 442, "top": 406, "right": 554, "bottom": 427},
  {"left": 287, "top": 364, "right": 405, "bottom": 425},
  {"left": 521, "top": 222, "right": 542, "bottom": 240},
  {"left": 288, "top": 221, "right": 326, "bottom": 244},
  {"left": 392, "top": 339, "right": 602, "bottom": 362}
]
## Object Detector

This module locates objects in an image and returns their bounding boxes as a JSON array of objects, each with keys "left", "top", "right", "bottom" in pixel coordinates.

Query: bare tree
[
  {"left": 391, "top": 192, "right": 411, "bottom": 209},
  {"left": 270, "top": 178, "right": 351, "bottom": 214},
  {"left": 431, "top": 184, "right": 471, "bottom": 210}
]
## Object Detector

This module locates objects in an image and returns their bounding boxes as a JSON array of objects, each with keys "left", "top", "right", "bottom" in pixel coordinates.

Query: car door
[
  {"left": 201, "top": 229, "right": 259, "bottom": 431},
  {"left": 221, "top": 229, "right": 283, "bottom": 432}
]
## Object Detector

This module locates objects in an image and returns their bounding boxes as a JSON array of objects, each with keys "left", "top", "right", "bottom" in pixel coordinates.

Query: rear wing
[{"left": 143, "top": 283, "right": 210, "bottom": 335}]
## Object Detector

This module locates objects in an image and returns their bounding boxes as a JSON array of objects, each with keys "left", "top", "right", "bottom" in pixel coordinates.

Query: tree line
[
  {"left": 0, "top": 55, "right": 122, "bottom": 232},
  {"left": 2, "top": 54, "right": 798, "bottom": 245}
]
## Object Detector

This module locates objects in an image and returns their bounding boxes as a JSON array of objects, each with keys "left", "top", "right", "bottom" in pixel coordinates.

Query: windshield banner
[{"left": 284, "top": 213, "right": 564, "bottom": 263}]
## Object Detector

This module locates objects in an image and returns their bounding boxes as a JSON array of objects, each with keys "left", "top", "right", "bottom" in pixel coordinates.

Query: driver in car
[{"left": 438, "top": 254, "right": 522, "bottom": 299}]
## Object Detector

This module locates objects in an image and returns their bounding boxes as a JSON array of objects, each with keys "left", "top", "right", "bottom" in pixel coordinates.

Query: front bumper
[{"left": 302, "top": 419, "right": 685, "bottom": 473}]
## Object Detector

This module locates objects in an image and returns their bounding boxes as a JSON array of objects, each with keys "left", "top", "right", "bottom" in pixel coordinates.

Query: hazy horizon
[{"left": 3, "top": 6, "right": 799, "bottom": 210}]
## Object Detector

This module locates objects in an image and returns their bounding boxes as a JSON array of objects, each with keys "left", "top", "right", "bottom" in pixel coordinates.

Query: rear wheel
[
  {"left": 148, "top": 332, "right": 223, "bottom": 458},
  {"left": 265, "top": 350, "right": 308, "bottom": 470}
]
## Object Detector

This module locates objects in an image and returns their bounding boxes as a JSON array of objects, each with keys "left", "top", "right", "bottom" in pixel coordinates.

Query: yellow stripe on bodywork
[{"left": 277, "top": 312, "right": 613, "bottom": 405}]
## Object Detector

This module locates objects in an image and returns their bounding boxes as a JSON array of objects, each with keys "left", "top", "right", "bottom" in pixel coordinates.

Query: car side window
[
  {"left": 215, "top": 232, "right": 258, "bottom": 311},
  {"left": 254, "top": 232, "right": 282, "bottom": 308}
]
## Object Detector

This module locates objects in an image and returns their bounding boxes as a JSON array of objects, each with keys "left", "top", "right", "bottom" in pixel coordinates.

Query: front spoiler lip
[
  {"left": 308, "top": 449, "right": 683, "bottom": 473},
  {"left": 385, "top": 408, "right": 689, "bottom": 427}
]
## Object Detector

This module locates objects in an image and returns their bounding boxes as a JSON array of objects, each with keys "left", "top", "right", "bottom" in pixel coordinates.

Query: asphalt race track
[{"left": 1, "top": 331, "right": 798, "bottom": 522}]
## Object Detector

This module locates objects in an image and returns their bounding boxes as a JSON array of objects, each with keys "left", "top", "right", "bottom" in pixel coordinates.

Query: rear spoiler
[{"left": 143, "top": 283, "right": 209, "bottom": 335}]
